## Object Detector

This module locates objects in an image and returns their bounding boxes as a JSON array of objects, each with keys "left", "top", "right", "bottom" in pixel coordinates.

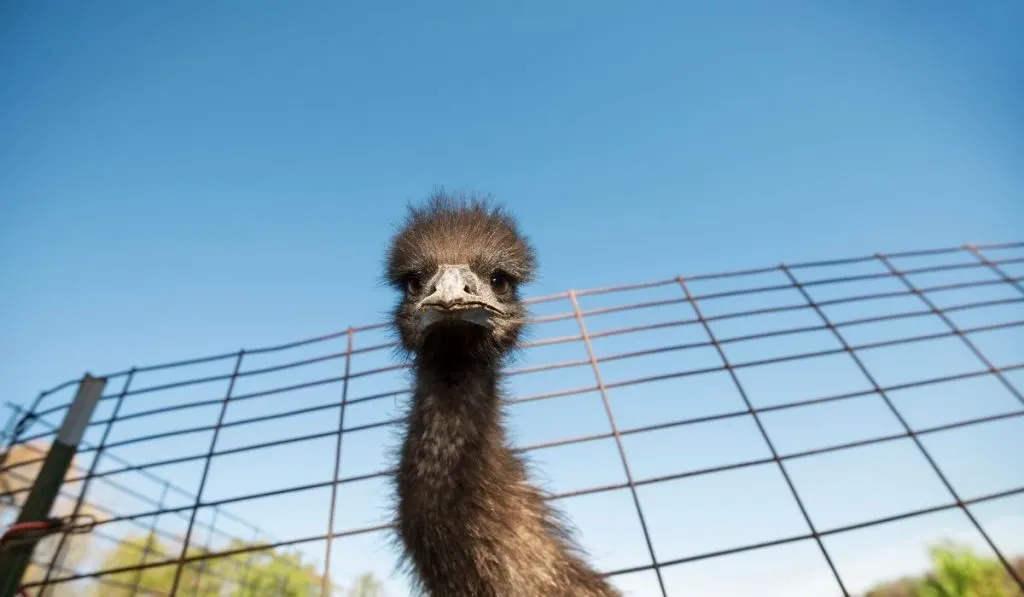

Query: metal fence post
[{"left": 0, "top": 374, "right": 106, "bottom": 597}]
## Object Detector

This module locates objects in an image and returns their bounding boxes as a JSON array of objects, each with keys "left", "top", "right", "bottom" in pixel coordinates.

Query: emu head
[{"left": 385, "top": 192, "right": 536, "bottom": 368}]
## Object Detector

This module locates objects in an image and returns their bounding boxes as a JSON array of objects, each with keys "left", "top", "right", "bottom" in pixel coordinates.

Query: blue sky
[{"left": 2, "top": 1, "right": 1023, "bottom": 596}]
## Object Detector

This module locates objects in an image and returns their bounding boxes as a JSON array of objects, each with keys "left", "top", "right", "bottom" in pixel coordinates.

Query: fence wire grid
[{"left": 2, "top": 241, "right": 1024, "bottom": 597}]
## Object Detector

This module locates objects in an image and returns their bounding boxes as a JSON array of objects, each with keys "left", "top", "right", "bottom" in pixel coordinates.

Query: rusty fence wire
[{"left": 2, "top": 242, "right": 1023, "bottom": 596}]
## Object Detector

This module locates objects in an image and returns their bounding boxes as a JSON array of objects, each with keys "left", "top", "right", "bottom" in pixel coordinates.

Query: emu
[{"left": 385, "top": 191, "right": 621, "bottom": 597}]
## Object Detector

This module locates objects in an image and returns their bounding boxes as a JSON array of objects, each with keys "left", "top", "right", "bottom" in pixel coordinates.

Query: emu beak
[{"left": 415, "top": 265, "right": 504, "bottom": 331}]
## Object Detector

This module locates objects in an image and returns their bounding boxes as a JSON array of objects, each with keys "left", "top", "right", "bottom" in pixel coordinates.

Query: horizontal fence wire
[{"left": 1, "top": 241, "right": 1022, "bottom": 597}]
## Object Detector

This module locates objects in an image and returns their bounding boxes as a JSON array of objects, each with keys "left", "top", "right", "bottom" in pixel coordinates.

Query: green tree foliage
[
  {"left": 918, "top": 542, "right": 1019, "bottom": 597},
  {"left": 87, "top": 532, "right": 353, "bottom": 596},
  {"left": 218, "top": 538, "right": 333, "bottom": 596},
  {"left": 863, "top": 542, "right": 1023, "bottom": 597},
  {"left": 347, "top": 572, "right": 384, "bottom": 597},
  {"left": 88, "top": 532, "right": 222, "bottom": 597}
]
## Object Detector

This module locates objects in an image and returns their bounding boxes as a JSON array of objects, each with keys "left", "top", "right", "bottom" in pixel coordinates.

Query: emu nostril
[
  {"left": 463, "top": 285, "right": 471, "bottom": 293},
  {"left": 430, "top": 284, "right": 437, "bottom": 294}
]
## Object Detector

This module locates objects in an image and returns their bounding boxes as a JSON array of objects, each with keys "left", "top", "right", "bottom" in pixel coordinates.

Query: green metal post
[{"left": 0, "top": 374, "right": 106, "bottom": 597}]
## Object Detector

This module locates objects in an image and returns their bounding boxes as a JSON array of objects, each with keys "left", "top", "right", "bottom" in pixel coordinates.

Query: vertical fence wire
[
  {"left": 676, "top": 275, "right": 852, "bottom": 597},
  {"left": 568, "top": 290, "right": 669, "bottom": 597},
  {"left": 323, "top": 327, "right": 355, "bottom": 597},
  {"left": 168, "top": 351, "right": 245, "bottom": 595},
  {"left": 565, "top": 288, "right": 667, "bottom": 593}
]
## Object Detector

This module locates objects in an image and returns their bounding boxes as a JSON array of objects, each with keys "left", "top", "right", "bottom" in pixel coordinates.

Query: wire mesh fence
[{"left": 2, "top": 241, "right": 1023, "bottom": 596}]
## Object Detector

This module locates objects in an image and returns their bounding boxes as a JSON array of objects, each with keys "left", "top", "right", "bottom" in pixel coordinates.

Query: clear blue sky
[{"left": 2, "top": 1, "right": 1023, "bottom": 596}]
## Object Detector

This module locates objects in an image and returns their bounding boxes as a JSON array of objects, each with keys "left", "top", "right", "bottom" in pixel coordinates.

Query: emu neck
[
  {"left": 402, "top": 360, "right": 509, "bottom": 495},
  {"left": 396, "top": 348, "right": 620, "bottom": 595}
]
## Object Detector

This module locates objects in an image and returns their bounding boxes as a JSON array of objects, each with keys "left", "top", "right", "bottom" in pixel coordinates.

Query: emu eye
[
  {"left": 490, "top": 271, "right": 512, "bottom": 294},
  {"left": 405, "top": 275, "right": 423, "bottom": 296}
]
